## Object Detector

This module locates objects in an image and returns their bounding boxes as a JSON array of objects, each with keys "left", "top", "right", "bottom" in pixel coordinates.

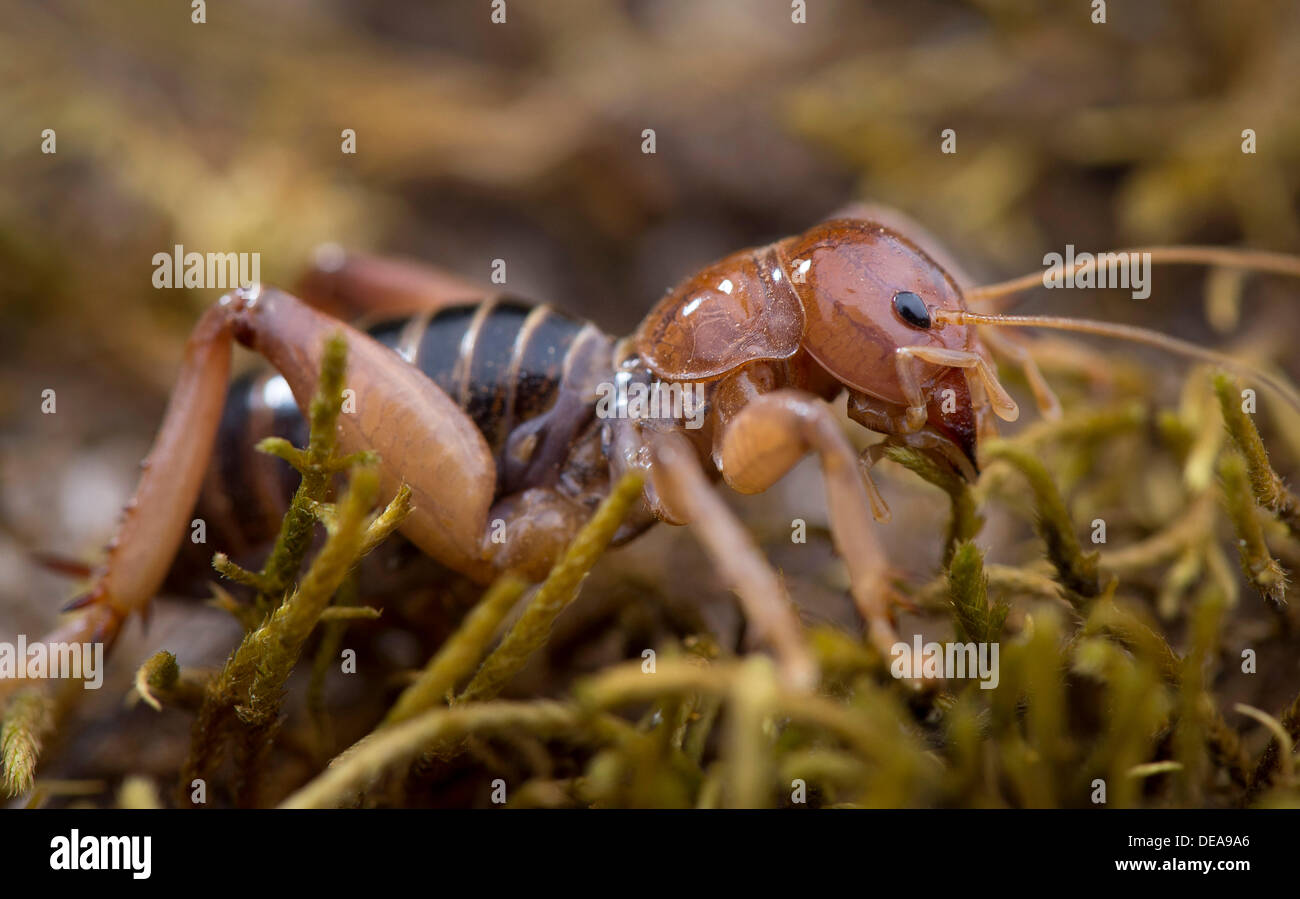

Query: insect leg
[
  {"left": 231, "top": 287, "right": 498, "bottom": 581},
  {"left": 939, "top": 307, "right": 1300, "bottom": 416},
  {"left": 712, "top": 390, "right": 903, "bottom": 661},
  {"left": 0, "top": 303, "right": 236, "bottom": 704},
  {"left": 976, "top": 327, "right": 1062, "bottom": 420},
  {"left": 645, "top": 430, "right": 818, "bottom": 689},
  {"left": 897, "top": 346, "right": 1020, "bottom": 422},
  {"left": 296, "top": 247, "right": 495, "bottom": 319},
  {"left": 481, "top": 488, "right": 591, "bottom": 582},
  {"left": 11, "top": 287, "right": 499, "bottom": 682},
  {"left": 893, "top": 348, "right": 931, "bottom": 431},
  {"left": 76, "top": 304, "right": 235, "bottom": 636}
]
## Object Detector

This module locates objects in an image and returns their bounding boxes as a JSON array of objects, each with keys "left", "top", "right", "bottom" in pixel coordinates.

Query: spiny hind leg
[
  {"left": 1, "top": 303, "right": 236, "bottom": 708},
  {"left": 59, "top": 304, "right": 236, "bottom": 646},
  {"left": 18, "top": 288, "right": 499, "bottom": 671}
]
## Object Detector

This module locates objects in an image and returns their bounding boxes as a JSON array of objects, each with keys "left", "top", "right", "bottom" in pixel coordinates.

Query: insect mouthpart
[{"left": 892, "top": 290, "right": 932, "bottom": 329}]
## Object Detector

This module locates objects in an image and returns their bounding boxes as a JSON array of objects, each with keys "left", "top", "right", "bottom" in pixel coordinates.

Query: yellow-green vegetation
[
  {"left": 1, "top": 690, "right": 54, "bottom": 797},
  {"left": 4, "top": 342, "right": 1300, "bottom": 809}
]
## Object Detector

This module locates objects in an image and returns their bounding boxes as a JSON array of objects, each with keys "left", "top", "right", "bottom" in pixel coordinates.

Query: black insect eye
[{"left": 892, "top": 291, "right": 932, "bottom": 329}]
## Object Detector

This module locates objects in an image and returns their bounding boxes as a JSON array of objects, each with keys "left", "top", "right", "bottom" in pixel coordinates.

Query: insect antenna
[
  {"left": 936, "top": 308, "right": 1300, "bottom": 415},
  {"left": 966, "top": 246, "right": 1300, "bottom": 309}
]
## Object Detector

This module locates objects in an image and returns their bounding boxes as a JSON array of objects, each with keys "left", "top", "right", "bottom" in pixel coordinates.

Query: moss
[
  {"left": 9, "top": 352, "right": 1300, "bottom": 810},
  {"left": 0, "top": 690, "right": 53, "bottom": 796},
  {"left": 1218, "top": 451, "right": 1289, "bottom": 610},
  {"left": 982, "top": 441, "right": 1106, "bottom": 604},
  {"left": 946, "top": 541, "right": 1008, "bottom": 644},
  {"left": 180, "top": 334, "right": 414, "bottom": 804},
  {"left": 884, "top": 445, "right": 981, "bottom": 565},
  {"left": 383, "top": 575, "right": 528, "bottom": 726},
  {"left": 1214, "top": 373, "right": 1300, "bottom": 536},
  {"left": 456, "top": 471, "right": 644, "bottom": 704}
]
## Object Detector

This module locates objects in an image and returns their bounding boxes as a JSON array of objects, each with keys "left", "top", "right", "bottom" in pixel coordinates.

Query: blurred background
[{"left": 3, "top": 0, "right": 1300, "bottom": 801}]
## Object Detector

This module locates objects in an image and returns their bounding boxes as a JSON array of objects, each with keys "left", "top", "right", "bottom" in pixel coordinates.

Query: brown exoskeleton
[{"left": 12, "top": 208, "right": 1300, "bottom": 692}]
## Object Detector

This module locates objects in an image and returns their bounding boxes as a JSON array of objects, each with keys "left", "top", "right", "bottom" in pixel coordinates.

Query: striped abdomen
[
  {"left": 183, "top": 299, "right": 614, "bottom": 571},
  {"left": 364, "top": 299, "right": 605, "bottom": 458}
]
